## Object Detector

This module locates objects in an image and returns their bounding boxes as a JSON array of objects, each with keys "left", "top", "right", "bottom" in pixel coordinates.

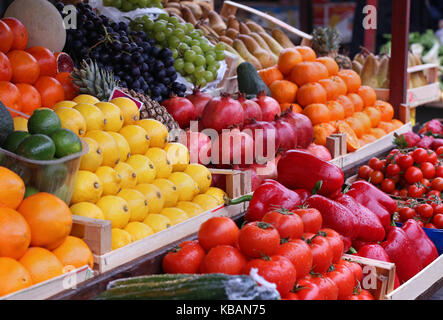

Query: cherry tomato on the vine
[
  {"left": 386, "top": 163, "right": 400, "bottom": 177},
  {"left": 399, "top": 207, "right": 416, "bottom": 221},
  {"left": 412, "top": 148, "right": 428, "bottom": 164},
  {"left": 407, "top": 184, "right": 426, "bottom": 198},
  {"left": 431, "top": 177, "right": 443, "bottom": 191},
  {"left": 432, "top": 214, "right": 443, "bottom": 228},
  {"left": 398, "top": 154, "right": 414, "bottom": 169},
  {"left": 369, "top": 170, "right": 384, "bottom": 185},
  {"left": 426, "top": 151, "right": 438, "bottom": 164},
  {"left": 420, "top": 162, "right": 435, "bottom": 179},
  {"left": 358, "top": 165, "right": 373, "bottom": 180},
  {"left": 381, "top": 178, "right": 396, "bottom": 194},
  {"left": 369, "top": 157, "right": 384, "bottom": 171},
  {"left": 405, "top": 166, "right": 423, "bottom": 184},
  {"left": 416, "top": 203, "right": 434, "bottom": 219}
]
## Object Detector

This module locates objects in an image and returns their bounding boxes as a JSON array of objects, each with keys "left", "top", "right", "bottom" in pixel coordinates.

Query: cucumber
[{"left": 107, "top": 274, "right": 195, "bottom": 289}]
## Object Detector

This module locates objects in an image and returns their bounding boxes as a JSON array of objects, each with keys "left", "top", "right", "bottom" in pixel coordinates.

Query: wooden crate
[
  {"left": 0, "top": 265, "right": 94, "bottom": 300},
  {"left": 71, "top": 215, "right": 112, "bottom": 256}
]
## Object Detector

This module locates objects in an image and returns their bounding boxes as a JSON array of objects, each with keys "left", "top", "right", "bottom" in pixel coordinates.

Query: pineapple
[{"left": 311, "top": 26, "right": 352, "bottom": 70}]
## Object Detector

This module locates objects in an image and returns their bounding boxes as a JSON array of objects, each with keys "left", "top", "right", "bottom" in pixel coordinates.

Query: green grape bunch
[{"left": 103, "top": 0, "right": 163, "bottom": 12}]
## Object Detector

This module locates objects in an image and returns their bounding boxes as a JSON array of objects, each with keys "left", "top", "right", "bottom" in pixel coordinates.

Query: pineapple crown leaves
[{"left": 312, "top": 26, "right": 342, "bottom": 56}]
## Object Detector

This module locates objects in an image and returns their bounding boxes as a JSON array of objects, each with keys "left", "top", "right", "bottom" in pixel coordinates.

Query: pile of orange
[
  {"left": 0, "top": 17, "right": 78, "bottom": 117},
  {"left": 258, "top": 47, "right": 404, "bottom": 152},
  {"left": 0, "top": 166, "right": 93, "bottom": 297}
]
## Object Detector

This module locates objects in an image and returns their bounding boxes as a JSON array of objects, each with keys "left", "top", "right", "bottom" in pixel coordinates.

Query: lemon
[
  {"left": 70, "top": 202, "right": 105, "bottom": 220},
  {"left": 204, "top": 187, "right": 228, "bottom": 206},
  {"left": 119, "top": 125, "right": 150, "bottom": 155},
  {"left": 184, "top": 164, "right": 212, "bottom": 193},
  {"left": 85, "top": 130, "right": 120, "bottom": 167},
  {"left": 95, "top": 102, "right": 124, "bottom": 132},
  {"left": 153, "top": 178, "right": 179, "bottom": 208},
  {"left": 73, "top": 94, "right": 100, "bottom": 105},
  {"left": 160, "top": 208, "right": 189, "bottom": 226},
  {"left": 111, "top": 228, "right": 132, "bottom": 250},
  {"left": 126, "top": 155, "right": 156, "bottom": 184},
  {"left": 95, "top": 166, "right": 122, "bottom": 196},
  {"left": 55, "top": 106, "right": 87, "bottom": 137},
  {"left": 164, "top": 142, "right": 190, "bottom": 172},
  {"left": 96, "top": 195, "right": 131, "bottom": 229},
  {"left": 124, "top": 222, "right": 153, "bottom": 241},
  {"left": 192, "top": 194, "right": 219, "bottom": 211},
  {"left": 71, "top": 170, "right": 103, "bottom": 204},
  {"left": 109, "top": 97, "right": 140, "bottom": 125},
  {"left": 73, "top": 103, "right": 106, "bottom": 132},
  {"left": 143, "top": 214, "right": 171, "bottom": 233},
  {"left": 114, "top": 162, "right": 138, "bottom": 189},
  {"left": 107, "top": 131, "right": 131, "bottom": 163},
  {"left": 136, "top": 119, "right": 168, "bottom": 148},
  {"left": 118, "top": 189, "right": 149, "bottom": 222},
  {"left": 176, "top": 201, "right": 204, "bottom": 218},
  {"left": 13, "top": 117, "right": 28, "bottom": 131},
  {"left": 145, "top": 147, "right": 172, "bottom": 179},
  {"left": 135, "top": 183, "right": 165, "bottom": 214},
  {"left": 168, "top": 172, "right": 199, "bottom": 201},
  {"left": 53, "top": 100, "right": 77, "bottom": 110},
  {"left": 79, "top": 137, "right": 103, "bottom": 172}
]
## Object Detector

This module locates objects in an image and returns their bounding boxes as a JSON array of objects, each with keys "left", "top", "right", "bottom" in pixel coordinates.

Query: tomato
[
  {"left": 426, "top": 151, "right": 437, "bottom": 164},
  {"left": 199, "top": 245, "right": 247, "bottom": 275},
  {"left": 381, "top": 178, "right": 396, "bottom": 194},
  {"left": 369, "top": 170, "right": 384, "bottom": 185},
  {"left": 276, "top": 239, "right": 313, "bottom": 280},
  {"left": 407, "top": 184, "right": 426, "bottom": 198},
  {"left": 437, "top": 166, "right": 443, "bottom": 178},
  {"left": 431, "top": 177, "right": 443, "bottom": 192},
  {"left": 416, "top": 219, "right": 425, "bottom": 227},
  {"left": 386, "top": 163, "right": 400, "bottom": 177},
  {"left": 262, "top": 208, "right": 304, "bottom": 240},
  {"left": 398, "top": 207, "right": 416, "bottom": 221},
  {"left": 390, "top": 175, "right": 401, "bottom": 184},
  {"left": 293, "top": 277, "right": 324, "bottom": 300},
  {"left": 432, "top": 214, "right": 443, "bottom": 229},
  {"left": 358, "top": 165, "right": 373, "bottom": 180},
  {"left": 303, "top": 232, "right": 333, "bottom": 273},
  {"left": 325, "top": 262, "right": 355, "bottom": 299},
  {"left": 424, "top": 223, "right": 437, "bottom": 229},
  {"left": 399, "top": 188, "right": 408, "bottom": 198},
  {"left": 436, "top": 146, "right": 443, "bottom": 156},
  {"left": 339, "top": 260, "right": 363, "bottom": 283},
  {"left": 392, "top": 190, "right": 401, "bottom": 197},
  {"left": 416, "top": 203, "right": 434, "bottom": 219},
  {"left": 243, "top": 255, "right": 296, "bottom": 297},
  {"left": 238, "top": 221, "right": 280, "bottom": 258},
  {"left": 405, "top": 167, "right": 423, "bottom": 185},
  {"left": 420, "top": 162, "right": 436, "bottom": 179},
  {"left": 368, "top": 157, "right": 384, "bottom": 171},
  {"left": 412, "top": 148, "right": 428, "bottom": 164},
  {"left": 427, "top": 190, "right": 441, "bottom": 200},
  {"left": 345, "top": 289, "right": 375, "bottom": 300},
  {"left": 197, "top": 217, "right": 240, "bottom": 251},
  {"left": 320, "top": 228, "right": 344, "bottom": 263},
  {"left": 309, "top": 274, "right": 339, "bottom": 300},
  {"left": 397, "top": 154, "right": 413, "bottom": 169},
  {"left": 161, "top": 240, "right": 205, "bottom": 274},
  {"left": 434, "top": 204, "right": 443, "bottom": 215},
  {"left": 284, "top": 292, "right": 300, "bottom": 300},
  {"left": 293, "top": 208, "right": 322, "bottom": 234},
  {"left": 421, "top": 178, "right": 431, "bottom": 189}
]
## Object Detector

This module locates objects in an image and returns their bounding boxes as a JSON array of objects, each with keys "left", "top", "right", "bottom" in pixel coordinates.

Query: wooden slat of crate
[
  {"left": 71, "top": 215, "right": 112, "bottom": 256},
  {"left": 1, "top": 265, "right": 94, "bottom": 300},
  {"left": 208, "top": 168, "right": 252, "bottom": 199}
]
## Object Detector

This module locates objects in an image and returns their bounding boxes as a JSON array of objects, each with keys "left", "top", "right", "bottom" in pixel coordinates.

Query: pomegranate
[
  {"left": 272, "top": 115, "right": 297, "bottom": 152},
  {"left": 179, "top": 130, "right": 212, "bottom": 165},
  {"left": 305, "top": 143, "right": 332, "bottom": 161},
  {"left": 186, "top": 88, "right": 212, "bottom": 118},
  {"left": 243, "top": 119, "right": 280, "bottom": 164},
  {"left": 252, "top": 91, "right": 280, "bottom": 121},
  {"left": 281, "top": 108, "right": 314, "bottom": 149},
  {"left": 201, "top": 93, "right": 244, "bottom": 133},
  {"left": 161, "top": 96, "right": 196, "bottom": 128},
  {"left": 212, "top": 128, "right": 254, "bottom": 166},
  {"left": 238, "top": 93, "right": 262, "bottom": 124}
]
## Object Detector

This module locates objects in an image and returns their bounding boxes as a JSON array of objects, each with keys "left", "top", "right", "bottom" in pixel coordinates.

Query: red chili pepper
[
  {"left": 401, "top": 219, "right": 438, "bottom": 268},
  {"left": 277, "top": 150, "right": 344, "bottom": 198},
  {"left": 346, "top": 180, "right": 397, "bottom": 231},
  {"left": 334, "top": 194, "right": 386, "bottom": 242},
  {"left": 304, "top": 195, "right": 360, "bottom": 239},
  {"left": 381, "top": 226, "right": 423, "bottom": 283}
]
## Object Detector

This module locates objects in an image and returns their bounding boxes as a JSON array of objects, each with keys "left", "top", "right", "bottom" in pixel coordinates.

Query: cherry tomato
[
  {"left": 309, "top": 274, "right": 339, "bottom": 300},
  {"left": 262, "top": 208, "right": 304, "bottom": 240},
  {"left": 424, "top": 223, "right": 437, "bottom": 229},
  {"left": 325, "top": 262, "right": 355, "bottom": 300},
  {"left": 293, "top": 208, "right": 323, "bottom": 234},
  {"left": 412, "top": 148, "right": 428, "bottom": 163},
  {"left": 200, "top": 245, "right": 247, "bottom": 275},
  {"left": 320, "top": 228, "right": 344, "bottom": 263},
  {"left": 416, "top": 203, "right": 434, "bottom": 219},
  {"left": 421, "top": 178, "right": 431, "bottom": 189},
  {"left": 391, "top": 175, "right": 401, "bottom": 184},
  {"left": 426, "top": 151, "right": 438, "bottom": 164},
  {"left": 434, "top": 204, "right": 443, "bottom": 215},
  {"left": 381, "top": 178, "right": 396, "bottom": 194},
  {"left": 243, "top": 255, "right": 296, "bottom": 297},
  {"left": 369, "top": 157, "right": 384, "bottom": 171},
  {"left": 436, "top": 146, "right": 443, "bottom": 157},
  {"left": 427, "top": 190, "right": 441, "bottom": 200},
  {"left": 339, "top": 260, "right": 363, "bottom": 283},
  {"left": 405, "top": 166, "right": 423, "bottom": 184},
  {"left": 293, "top": 277, "right": 324, "bottom": 300},
  {"left": 432, "top": 214, "right": 443, "bottom": 228},
  {"left": 303, "top": 232, "right": 333, "bottom": 274},
  {"left": 198, "top": 217, "right": 240, "bottom": 251},
  {"left": 369, "top": 170, "right": 384, "bottom": 185},
  {"left": 437, "top": 166, "right": 443, "bottom": 178},
  {"left": 399, "top": 188, "right": 408, "bottom": 198},
  {"left": 399, "top": 207, "right": 416, "bottom": 221},
  {"left": 386, "top": 163, "right": 400, "bottom": 177},
  {"left": 407, "top": 184, "right": 426, "bottom": 198},
  {"left": 358, "top": 165, "right": 373, "bottom": 180},
  {"left": 420, "top": 162, "right": 436, "bottom": 179},
  {"left": 276, "top": 239, "right": 313, "bottom": 280},
  {"left": 345, "top": 288, "right": 375, "bottom": 300},
  {"left": 397, "top": 154, "right": 414, "bottom": 169},
  {"left": 431, "top": 177, "right": 443, "bottom": 191},
  {"left": 162, "top": 240, "right": 205, "bottom": 274},
  {"left": 238, "top": 221, "right": 280, "bottom": 258}
]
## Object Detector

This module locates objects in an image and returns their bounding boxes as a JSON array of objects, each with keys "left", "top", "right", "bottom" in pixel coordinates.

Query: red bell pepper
[
  {"left": 381, "top": 226, "right": 423, "bottom": 283},
  {"left": 293, "top": 189, "right": 311, "bottom": 203},
  {"left": 346, "top": 180, "right": 397, "bottom": 231},
  {"left": 356, "top": 244, "right": 401, "bottom": 289},
  {"left": 351, "top": 239, "right": 373, "bottom": 251},
  {"left": 277, "top": 150, "right": 344, "bottom": 198},
  {"left": 334, "top": 194, "right": 386, "bottom": 242},
  {"left": 304, "top": 195, "right": 360, "bottom": 239},
  {"left": 401, "top": 219, "right": 438, "bottom": 268}
]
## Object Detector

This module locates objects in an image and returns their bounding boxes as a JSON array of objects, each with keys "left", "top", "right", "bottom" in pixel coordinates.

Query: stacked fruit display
[
  {"left": 0, "top": 166, "right": 93, "bottom": 297},
  {"left": 62, "top": 94, "right": 226, "bottom": 250}
]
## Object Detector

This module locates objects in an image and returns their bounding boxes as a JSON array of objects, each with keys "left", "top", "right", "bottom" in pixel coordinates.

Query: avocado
[
  {"left": 237, "top": 61, "right": 271, "bottom": 98},
  {"left": 0, "top": 101, "right": 14, "bottom": 146},
  {"left": 3, "top": 131, "right": 31, "bottom": 153},
  {"left": 16, "top": 134, "right": 56, "bottom": 161}
]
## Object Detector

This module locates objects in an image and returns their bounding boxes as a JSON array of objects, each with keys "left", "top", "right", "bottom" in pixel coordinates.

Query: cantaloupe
[{"left": 4, "top": 0, "right": 66, "bottom": 53}]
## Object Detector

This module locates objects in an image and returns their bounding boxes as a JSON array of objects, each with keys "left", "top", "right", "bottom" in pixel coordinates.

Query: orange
[
  {"left": 391, "top": 119, "right": 404, "bottom": 130},
  {"left": 345, "top": 116, "right": 365, "bottom": 138},
  {"left": 270, "top": 80, "right": 298, "bottom": 103},
  {"left": 280, "top": 103, "right": 302, "bottom": 113},
  {"left": 337, "top": 69, "right": 361, "bottom": 93},
  {"left": 0, "top": 20, "right": 13, "bottom": 54},
  {"left": 318, "top": 78, "right": 340, "bottom": 101},
  {"left": 358, "top": 85, "right": 377, "bottom": 107},
  {"left": 364, "top": 107, "right": 382, "bottom": 128},
  {"left": 278, "top": 48, "right": 303, "bottom": 75},
  {"left": 0, "top": 207, "right": 31, "bottom": 260},
  {"left": 336, "top": 95, "right": 355, "bottom": 118},
  {"left": 26, "top": 46, "right": 57, "bottom": 77},
  {"left": 295, "top": 46, "right": 316, "bottom": 61},
  {"left": 296, "top": 82, "right": 327, "bottom": 107},
  {"left": 258, "top": 66, "right": 284, "bottom": 87},
  {"left": 19, "top": 247, "right": 63, "bottom": 284},
  {"left": 329, "top": 76, "right": 347, "bottom": 96},
  {"left": 55, "top": 72, "right": 79, "bottom": 101},
  {"left": 18, "top": 192, "right": 72, "bottom": 250},
  {"left": 15, "top": 83, "right": 41, "bottom": 115},
  {"left": 2, "top": 18, "right": 28, "bottom": 51},
  {"left": 289, "top": 61, "right": 329, "bottom": 86},
  {"left": 0, "top": 257, "right": 32, "bottom": 297},
  {"left": 374, "top": 100, "right": 394, "bottom": 122},
  {"left": 313, "top": 123, "right": 336, "bottom": 146},
  {"left": 369, "top": 128, "right": 386, "bottom": 139},
  {"left": 52, "top": 236, "right": 93, "bottom": 269},
  {"left": 0, "top": 166, "right": 25, "bottom": 209},
  {"left": 0, "top": 52, "right": 12, "bottom": 81},
  {"left": 7, "top": 50, "right": 40, "bottom": 84},
  {"left": 326, "top": 101, "right": 345, "bottom": 121},
  {"left": 34, "top": 76, "right": 65, "bottom": 108},
  {"left": 303, "top": 103, "right": 331, "bottom": 125},
  {"left": 360, "top": 134, "right": 377, "bottom": 145},
  {"left": 0, "top": 81, "right": 22, "bottom": 113},
  {"left": 316, "top": 57, "right": 339, "bottom": 76},
  {"left": 337, "top": 121, "right": 360, "bottom": 152},
  {"left": 377, "top": 121, "right": 396, "bottom": 134},
  {"left": 353, "top": 112, "right": 372, "bottom": 133},
  {"left": 347, "top": 93, "right": 364, "bottom": 112}
]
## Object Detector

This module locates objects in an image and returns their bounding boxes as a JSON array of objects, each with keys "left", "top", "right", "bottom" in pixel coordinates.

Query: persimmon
[
  {"left": 303, "top": 103, "right": 331, "bottom": 125},
  {"left": 296, "top": 82, "right": 327, "bottom": 107},
  {"left": 270, "top": 80, "right": 298, "bottom": 104},
  {"left": 278, "top": 48, "right": 303, "bottom": 75}
]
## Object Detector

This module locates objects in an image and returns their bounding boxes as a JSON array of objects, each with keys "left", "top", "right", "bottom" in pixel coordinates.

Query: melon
[{"left": 4, "top": 0, "right": 66, "bottom": 53}]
